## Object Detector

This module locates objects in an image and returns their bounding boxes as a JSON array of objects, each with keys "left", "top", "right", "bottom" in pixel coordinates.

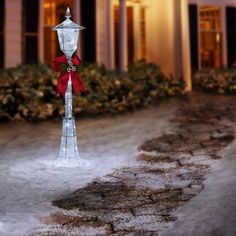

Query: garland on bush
[{"left": 0, "top": 60, "right": 185, "bottom": 121}]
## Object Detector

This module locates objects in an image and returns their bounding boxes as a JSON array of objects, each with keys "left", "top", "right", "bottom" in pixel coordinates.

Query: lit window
[
  {"left": 43, "top": 0, "right": 74, "bottom": 65},
  {"left": 199, "top": 6, "right": 222, "bottom": 68}
]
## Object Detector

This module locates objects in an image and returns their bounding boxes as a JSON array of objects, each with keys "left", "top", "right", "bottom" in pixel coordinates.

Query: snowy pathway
[{"left": 0, "top": 102, "right": 175, "bottom": 236}]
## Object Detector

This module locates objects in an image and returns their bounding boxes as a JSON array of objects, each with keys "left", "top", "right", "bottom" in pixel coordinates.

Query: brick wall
[{"left": 5, "top": 0, "right": 22, "bottom": 67}]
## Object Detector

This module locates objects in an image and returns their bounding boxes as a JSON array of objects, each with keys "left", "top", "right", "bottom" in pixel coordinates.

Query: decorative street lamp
[{"left": 53, "top": 7, "right": 85, "bottom": 161}]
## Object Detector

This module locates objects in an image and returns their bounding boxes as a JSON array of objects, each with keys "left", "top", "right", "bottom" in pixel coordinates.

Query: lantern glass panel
[
  {"left": 57, "top": 29, "right": 79, "bottom": 59},
  {"left": 56, "top": 30, "right": 64, "bottom": 51}
]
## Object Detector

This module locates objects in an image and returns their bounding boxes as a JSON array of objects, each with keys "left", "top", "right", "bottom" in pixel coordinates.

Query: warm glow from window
[
  {"left": 43, "top": 0, "right": 74, "bottom": 65},
  {"left": 113, "top": 0, "right": 142, "bottom": 6},
  {"left": 199, "top": 6, "right": 222, "bottom": 68}
]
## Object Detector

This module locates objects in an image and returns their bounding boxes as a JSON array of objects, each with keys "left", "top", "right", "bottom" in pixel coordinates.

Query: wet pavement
[{"left": 1, "top": 92, "right": 236, "bottom": 235}]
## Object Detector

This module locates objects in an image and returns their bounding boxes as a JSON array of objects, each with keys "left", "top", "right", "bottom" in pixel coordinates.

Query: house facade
[{"left": 1, "top": 0, "right": 236, "bottom": 91}]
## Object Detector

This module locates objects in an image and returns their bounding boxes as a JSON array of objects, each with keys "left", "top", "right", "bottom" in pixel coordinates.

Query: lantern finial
[{"left": 65, "top": 6, "right": 71, "bottom": 19}]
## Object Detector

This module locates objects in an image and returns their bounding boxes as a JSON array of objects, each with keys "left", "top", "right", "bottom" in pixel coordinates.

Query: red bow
[{"left": 53, "top": 55, "right": 85, "bottom": 97}]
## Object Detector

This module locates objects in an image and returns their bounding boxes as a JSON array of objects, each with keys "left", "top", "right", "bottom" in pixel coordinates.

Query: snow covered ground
[{"left": 0, "top": 102, "right": 176, "bottom": 236}]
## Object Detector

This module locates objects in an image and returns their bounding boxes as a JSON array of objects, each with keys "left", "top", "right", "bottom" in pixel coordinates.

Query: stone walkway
[{"left": 31, "top": 93, "right": 236, "bottom": 236}]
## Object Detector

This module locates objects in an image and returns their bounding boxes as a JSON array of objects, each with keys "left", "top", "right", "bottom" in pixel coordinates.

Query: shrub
[
  {"left": 193, "top": 68, "right": 236, "bottom": 94},
  {"left": 0, "top": 60, "right": 185, "bottom": 121}
]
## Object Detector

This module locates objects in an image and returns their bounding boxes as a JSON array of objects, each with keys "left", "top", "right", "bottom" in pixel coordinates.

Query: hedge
[
  {"left": 193, "top": 68, "right": 236, "bottom": 94},
  {"left": 0, "top": 60, "right": 185, "bottom": 121}
]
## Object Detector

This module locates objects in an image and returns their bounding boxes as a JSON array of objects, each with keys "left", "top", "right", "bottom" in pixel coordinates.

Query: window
[
  {"left": 80, "top": 0, "right": 96, "bottom": 62},
  {"left": 0, "top": 0, "right": 4, "bottom": 68},
  {"left": 22, "top": 0, "right": 39, "bottom": 63},
  {"left": 226, "top": 7, "right": 236, "bottom": 68},
  {"left": 44, "top": 0, "right": 74, "bottom": 65},
  {"left": 189, "top": 4, "right": 199, "bottom": 71},
  {"left": 199, "top": 6, "right": 222, "bottom": 68}
]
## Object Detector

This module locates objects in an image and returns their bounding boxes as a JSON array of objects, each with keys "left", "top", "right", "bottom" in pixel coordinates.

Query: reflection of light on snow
[
  {"left": 9, "top": 155, "right": 95, "bottom": 178},
  {"left": 0, "top": 222, "right": 5, "bottom": 233},
  {"left": 1, "top": 105, "right": 178, "bottom": 235},
  {"left": 43, "top": 158, "right": 94, "bottom": 168}
]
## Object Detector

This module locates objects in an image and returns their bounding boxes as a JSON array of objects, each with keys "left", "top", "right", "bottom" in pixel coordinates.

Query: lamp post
[{"left": 53, "top": 7, "right": 85, "bottom": 160}]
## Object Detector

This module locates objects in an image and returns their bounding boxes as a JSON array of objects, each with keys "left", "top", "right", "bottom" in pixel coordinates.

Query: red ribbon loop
[{"left": 53, "top": 55, "right": 85, "bottom": 97}]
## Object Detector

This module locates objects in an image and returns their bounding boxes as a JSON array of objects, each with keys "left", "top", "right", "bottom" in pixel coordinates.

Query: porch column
[
  {"left": 39, "top": 0, "right": 44, "bottom": 63},
  {"left": 106, "top": 0, "right": 115, "bottom": 70},
  {"left": 134, "top": 3, "right": 141, "bottom": 61},
  {"left": 181, "top": 0, "right": 192, "bottom": 91},
  {"left": 119, "top": 0, "right": 127, "bottom": 72}
]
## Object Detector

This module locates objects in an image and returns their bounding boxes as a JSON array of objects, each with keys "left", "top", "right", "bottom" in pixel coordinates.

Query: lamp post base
[{"left": 57, "top": 117, "right": 80, "bottom": 159}]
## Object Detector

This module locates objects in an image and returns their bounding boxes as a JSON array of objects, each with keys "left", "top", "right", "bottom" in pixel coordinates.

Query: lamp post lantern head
[{"left": 53, "top": 7, "right": 85, "bottom": 60}]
